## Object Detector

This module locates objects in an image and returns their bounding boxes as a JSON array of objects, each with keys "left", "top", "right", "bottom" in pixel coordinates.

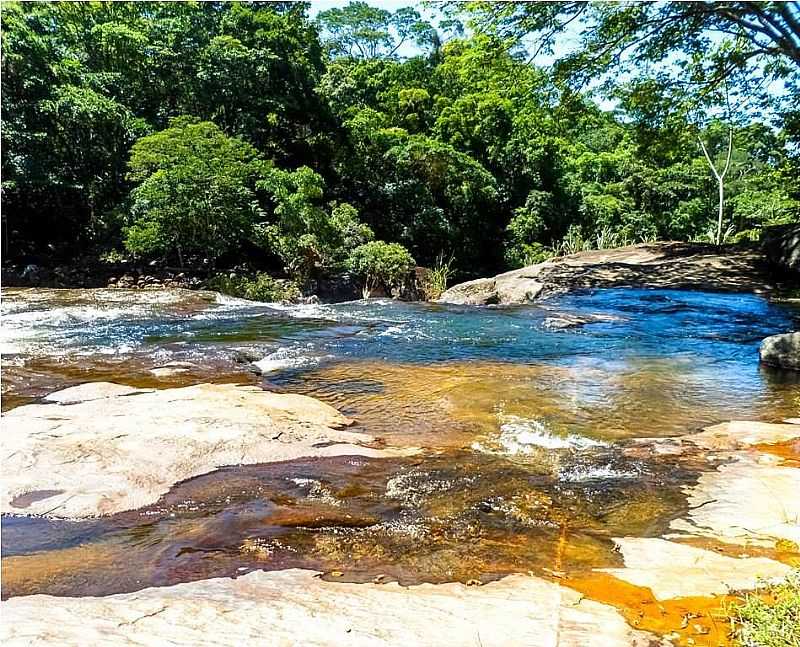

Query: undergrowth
[{"left": 729, "top": 569, "right": 800, "bottom": 647}]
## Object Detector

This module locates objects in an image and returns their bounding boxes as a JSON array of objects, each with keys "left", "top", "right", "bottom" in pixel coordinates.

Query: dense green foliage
[
  {"left": 2, "top": 1, "right": 798, "bottom": 284},
  {"left": 125, "top": 118, "right": 268, "bottom": 263},
  {"left": 206, "top": 272, "right": 301, "bottom": 303},
  {"left": 731, "top": 569, "right": 800, "bottom": 647},
  {"left": 348, "top": 240, "right": 415, "bottom": 296}
]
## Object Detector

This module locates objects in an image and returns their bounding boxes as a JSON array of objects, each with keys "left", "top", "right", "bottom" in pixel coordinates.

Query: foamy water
[{"left": 472, "top": 415, "right": 606, "bottom": 457}]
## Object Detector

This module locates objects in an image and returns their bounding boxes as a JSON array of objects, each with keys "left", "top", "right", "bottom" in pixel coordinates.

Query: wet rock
[
  {"left": 542, "top": 312, "right": 621, "bottom": 330},
  {"left": 0, "top": 568, "right": 653, "bottom": 646},
  {"left": 759, "top": 332, "right": 800, "bottom": 371},
  {"left": 687, "top": 420, "right": 800, "bottom": 451},
  {"left": 2, "top": 382, "right": 415, "bottom": 518},
  {"left": 231, "top": 348, "right": 264, "bottom": 364},
  {"left": 440, "top": 242, "right": 779, "bottom": 305},
  {"left": 43, "top": 382, "right": 143, "bottom": 404},
  {"left": 148, "top": 362, "right": 197, "bottom": 378}
]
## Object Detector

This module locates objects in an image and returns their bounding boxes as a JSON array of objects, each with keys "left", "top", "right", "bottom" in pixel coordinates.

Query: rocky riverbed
[{"left": 2, "top": 286, "right": 799, "bottom": 646}]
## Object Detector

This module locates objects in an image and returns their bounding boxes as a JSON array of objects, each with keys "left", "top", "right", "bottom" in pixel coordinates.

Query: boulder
[
  {"left": 440, "top": 242, "right": 778, "bottom": 305},
  {"left": 759, "top": 332, "right": 800, "bottom": 370},
  {"left": 762, "top": 222, "right": 800, "bottom": 273}
]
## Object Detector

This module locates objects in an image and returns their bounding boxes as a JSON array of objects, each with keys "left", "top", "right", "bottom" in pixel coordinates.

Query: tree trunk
[
  {"left": 698, "top": 127, "right": 733, "bottom": 245},
  {"left": 716, "top": 177, "right": 724, "bottom": 247}
]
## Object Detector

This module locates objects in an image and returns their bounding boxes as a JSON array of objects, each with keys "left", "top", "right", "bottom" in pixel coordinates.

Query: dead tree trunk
[{"left": 698, "top": 128, "right": 733, "bottom": 245}]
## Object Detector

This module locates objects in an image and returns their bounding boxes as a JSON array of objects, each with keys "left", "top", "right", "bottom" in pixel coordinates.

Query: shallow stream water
[{"left": 2, "top": 287, "right": 799, "bottom": 599}]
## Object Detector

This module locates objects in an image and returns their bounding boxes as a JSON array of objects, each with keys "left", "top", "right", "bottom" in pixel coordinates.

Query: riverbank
[
  {"left": 440, "top": 241, "right": 799, "bottom": 306},
  {"left": 2, "top": 286, "right": 798, "bottom": 646}
]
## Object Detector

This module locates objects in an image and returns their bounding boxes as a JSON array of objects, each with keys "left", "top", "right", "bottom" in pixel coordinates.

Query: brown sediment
[
  {"left": 563, "top": 572, "right": 738, "bottom": 647},
  {"left": 278, "top": 359, "right": 800, "bottom": 447},
  {"left": 1, "top": 356, "right": 257, "bottom": 412},
  {"left": 1, "top": 449, "right": 698, "bottom": 598}
]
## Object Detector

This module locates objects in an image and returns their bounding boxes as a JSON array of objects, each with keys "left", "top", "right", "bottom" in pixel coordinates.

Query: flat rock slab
[
  {"left": 687, "top": 420, "right": 800, "bottom": 451},
  {"left": 0, "top": 568, "right": 652, "bottom": 647},
  {"left": 440, "top": 242, "right": 776, "bottom": 305},
  {"left": 661, "top": 421, "right": 800, "bottom": 546},
  {"left": 602, "top": 537, "right": 791, "bottom": 600},
  {"left": 671, "top": 454, "right": 800, "bottom": 546},
  {"left": 2, "top": 382, "right": 415, "bottom": 518}
]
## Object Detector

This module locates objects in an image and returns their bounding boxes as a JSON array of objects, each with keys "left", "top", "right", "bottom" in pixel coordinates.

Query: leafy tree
[
  {"left": 348, "top": 240, "right": 415, "bottom": 297},
  {"left": 317, "top": 1, "right": 435, "bottom": 59},
  {"left": 456, "top": 2, "right": 800, "bottom": 96},
  {"left": 256, "top": 167, "right": 373, "bottom": 280},
  {"left": 125, "top": 118, "right": 268, "bottom": 265},
  {"left": 1, "top": 0, "right": 797, "bottom": 282}
]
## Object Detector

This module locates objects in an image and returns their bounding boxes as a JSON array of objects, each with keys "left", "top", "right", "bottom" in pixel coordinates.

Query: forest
[{"left": 2, "top": 1, "right": 799, "bottom": 291}]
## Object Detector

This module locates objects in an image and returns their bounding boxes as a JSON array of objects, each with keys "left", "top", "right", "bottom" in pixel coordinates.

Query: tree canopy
[{"left": 2, "top": 1, "right": 797, "bottom": 282}]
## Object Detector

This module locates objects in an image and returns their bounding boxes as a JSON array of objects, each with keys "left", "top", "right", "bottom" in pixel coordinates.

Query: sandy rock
[
  {"left": 440, "top": 242, "right": 777, "bottom": 305},
  {"left": 670, "top": 454, "right": 800, "bottom": 546},
  {"left": 687, "top": 420, "right": 800, "bottom": 451},
  {"left": 759, "top": 332, "right": 800, "bottom": 371},
  {"left": 148, "top": 361, "right": 198, "bottom": 377},
  {"left": 2, "top": 382, "right": 415, "bottom": 518},
  {"left": 602, "top": 537, "right": 791, "bottom": 600},
  {"left": 0, "top": 569, "right": 652, "bottom": 647},
  {"left": 42, "top": 382, "right": 143, "bottom": 404}
]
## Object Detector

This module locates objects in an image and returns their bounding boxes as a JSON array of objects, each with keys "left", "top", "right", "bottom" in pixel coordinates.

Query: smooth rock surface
[
  {"left": 687, "top": 420, "right": 800, "bottom": 451},
  {"left": 440, "top": 242, "right": 776, "bottom": 305},
  {"left": 671, "top": 454, "right": 800, "bottom": 546},
  {"left": 602, "top": 537, "right": 791, "bottom": 600},
  {"left": 1, "top": 382, "right": 415, "bottom": 518},
  {"left": 0, "top": 568, "right": 652, "bottom": 647},
  {"left": 759, "top": 332, "right": 800, "bottom": 371},
  {"left": 666, "top": 420, "right": 800, "bottom": 546}
]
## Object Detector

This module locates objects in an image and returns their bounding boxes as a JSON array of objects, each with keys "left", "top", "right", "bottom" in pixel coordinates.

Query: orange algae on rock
[
  {"left": 564, "top": 572, "right": 737, "bottom": 646},
  {"left": 753, "top": 439, "right": 800, "bottom": 467}
]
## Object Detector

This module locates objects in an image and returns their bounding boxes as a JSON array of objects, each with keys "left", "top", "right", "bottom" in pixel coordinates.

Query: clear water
[{"left": 2, "top": 287, "right": 798, "bottom": 599}]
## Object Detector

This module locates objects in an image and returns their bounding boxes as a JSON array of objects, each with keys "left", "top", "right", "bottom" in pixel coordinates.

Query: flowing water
[{"left": 2, "top": 287, "right": 799, "bottom": 600}]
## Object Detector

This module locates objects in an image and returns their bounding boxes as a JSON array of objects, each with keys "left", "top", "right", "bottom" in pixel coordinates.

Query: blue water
[
  {"left": 2, "top": 286, "right": 799, "bottom": 598},
  {"left": 3, "top": 287, "right": 798, "bottom": 433}
]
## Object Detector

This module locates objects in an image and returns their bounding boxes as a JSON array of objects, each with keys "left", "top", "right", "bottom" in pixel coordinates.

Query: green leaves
[
  {"left": 348, "top": 240, "right": 415, "bottom": 296},
  {"left": 124, "top": 119, "right": 267, "bottom": 262},
  {"left": 316, "top": 1, "right": 435, "bottom": 59}
]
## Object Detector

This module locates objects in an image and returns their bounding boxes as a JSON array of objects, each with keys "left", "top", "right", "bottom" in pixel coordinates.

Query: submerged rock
[
  {"left": 0, "top": 568, "right": 653, "bottom": 647},
  {"left": 440, "top": 242, "right": 777, "bottom": 305},
  {"left": 1, "top": 382, "right": 415, "bottom": 518},
  {"left": 759, "top": 332, "right": 800, "bottom": 371}
]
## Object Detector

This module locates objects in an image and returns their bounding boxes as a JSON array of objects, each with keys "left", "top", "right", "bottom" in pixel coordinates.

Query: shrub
[
  {"left": 206, "top": 272, "right": 301, "bottom": 303},
  {"left": 420, "top": 252, "right": 455, "bottom": 300},
  {"left": 730, "top": 570, "right": 800, "bottom": 647},
  {"left": 124, "top": 117, "right": 268, "bottom": 265},
  {"left": 348, "top": 241, "right": 415, "bottom": 298}
]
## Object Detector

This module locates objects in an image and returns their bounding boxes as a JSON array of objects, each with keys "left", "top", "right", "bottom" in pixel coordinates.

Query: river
[{"left": 2, "top": 287, "right": 798, "bottom": 597}]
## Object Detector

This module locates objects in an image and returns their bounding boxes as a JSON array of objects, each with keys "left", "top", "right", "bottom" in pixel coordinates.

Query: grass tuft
[{"left": 729, "top": 569, "right": 800, "bottom": 647}]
